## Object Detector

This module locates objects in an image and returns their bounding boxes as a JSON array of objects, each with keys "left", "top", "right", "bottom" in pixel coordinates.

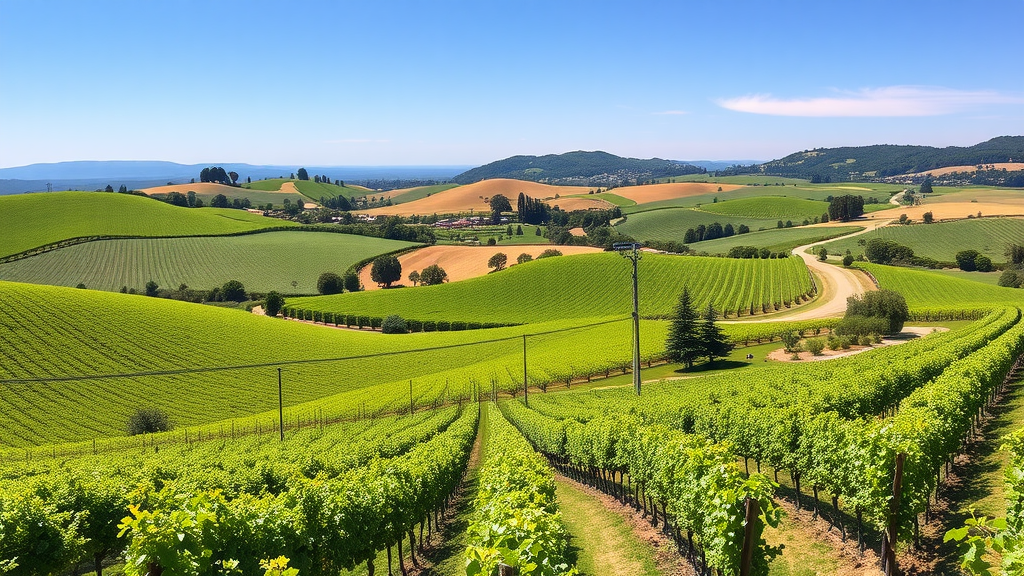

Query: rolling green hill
[
  {"left": 0, "top": 280, "right": 667, "bottom": 448},
  {"left": 689, "top": 225, "right": 863, "bottom": 255},
  {"left": 388, "top": 183, "right": 460, "bottom": 204},
  {"left": 288, "top": 252, "right": 814, "bottom": 323},
  {"left": 0, "top": 191, "right": 292, "bottom": 258},
  {"left": 244, "top": 178, "right": 365, "bottom": 200},
  {"left": 452, "top": 151, "right": 705, "bottom": 186},
  {"left": 0, "top": 231, "right": 417, "bottom": 294},
  {"left": 699, "top": 196, "right": 831, "bottom": 221},
  {"left": 620, "top": 183, "right": 899, "bottom": 214},
  {"left": 860, "top": 262, "right": 1024, "bottom": 310},
  {"left": 615, "top": 207, "right": 780, "bottom": 241},
  {"left": 821, "top": 218, "right": 1024, "bottom": 263}
]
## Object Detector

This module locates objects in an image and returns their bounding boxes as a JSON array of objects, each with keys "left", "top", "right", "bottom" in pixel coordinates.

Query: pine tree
[
  {"left": 665, "top": 286, "right": 703, "bottom": 368},
  {"left": 699, "top": 303, "right": 734, "bottom": 364}
]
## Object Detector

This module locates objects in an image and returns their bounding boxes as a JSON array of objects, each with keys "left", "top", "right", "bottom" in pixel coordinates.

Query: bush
[
  {"left": 370, "top": 317, "right": 383, "bottom": 329},
  {"left": 805, "top": 338, "right": 825, "bottom": 356},
  {"left": 537, "top": 249, "right": 563, "bottom": 259},
  {"left": 467, "top": 322, "right": 482, "bottom": 330},
  {"left": 437, "top": 320, "right": 452, "bottom": 331},
  {"left": 317, "top": 272, "right": 344, "bottom": 295},
  {"left": 871, "top": 333, "right": 884, "bottom": 344},
  {"left": 451, "top": 320, "right": 467, "bottom": 331},
  {"left": 956, "top": 249, "right": 981, "bottom": 271},
  {"left": 836, "top": 315, "right": 891, "bottom": 337},
  {"left": 858, "top": 334, "right": 874, "bottom": 346},
  {"left": 842, "top": 254, "right": 854, "bottom": 267},
  {"left": 998, "top": 269, "right": 1023, "bottom": 288},
  {"left": 221, "top": 280, "right": 247, "bottom": 302},
  {"left": 975, "top": 255, "right": 994, "bottom": 272},
  {"left": 127, "top": 407, "right": 172, "bottom": 435},
  {"left": 357, "top": 315, "right": 370, "bottom": 329},
  {"left": 780, "top": 331, "right": 800, "bottom": 352},
  {"left": 423, "top": 320, "right": 437, "bottom": 332},
  {"left": 264, "top": 291, "right": 284, "bottom": 317},
  {"left": 843, "top": 289, "right": 908, "bottom": 334},
  {"left": 827, "top": 336, "right": 842, "bottom": 351},
  {"left": 381, "top": 315, "right": 408, "bottom": 334},
  {"left": 343, "top": 272, "right": 362, "bottom": 292},
  {"left": 408, "top": 319, "right": 423, "bottom": 332}
]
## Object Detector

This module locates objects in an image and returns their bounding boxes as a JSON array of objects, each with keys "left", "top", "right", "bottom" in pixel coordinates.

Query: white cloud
[
  {"left": 717, "top": 86, "right": 1023, "bottom": 117},
  {"left": 653, "top": 110, "right": 688, "bottom": 115}
]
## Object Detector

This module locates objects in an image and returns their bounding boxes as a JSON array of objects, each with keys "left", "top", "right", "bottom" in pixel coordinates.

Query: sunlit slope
[
  {"left": 0, "top": 281, "right": 664, "bottom": 448},
  {"left": 860, "top": 262, "right": 1024, "bottom": 310},
  {"left": 0, "top": 231, "right": 416, "bottom": 293},
  {"left": 0, "top": 191, "right": 291, "bottom": 258},
  {"left": 289, "top": 252, "right": 814, "bottom": 323}
]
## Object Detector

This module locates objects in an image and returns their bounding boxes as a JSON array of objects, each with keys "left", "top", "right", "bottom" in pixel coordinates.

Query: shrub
[
  {"left": 381, "top": 315, "right": 408, "bottom": 334},
  {"left": 313, "top": 310, "right": 323, "bottom": 323},
  {"left": 858, "top": 334, "right": 874, "bottom": 346},
  {"left": 423, "top": 320, "right": 437, "bottom": 332},
  {"left": 805, "top": 338, "right": 825, "bottom": 356},
  {"left": 835, "top": 315, "right": 890, "bottom": 337},
  {"left": 437, "top": 320, "right": 452, "bottom": 331},
  {"left": 827, "top": 336, "right": 842, "bottom": 351},
  {"left": 451, "top": 321, "right": 467, "bottom": 331},
  {"left": 222, "top": 280, "right": 247, "bottom": 302},
  {"left": 467, "top": 322, "right": 482, "bottom": 330},
  {"left": 780, "top": 331, "right": 800, "bottom": 352},
  {"left": 324, "top": 312, "right": 334, "bottom": 324},
  {"left": 975, "top": 255, "right": 994, "bottom": 272},
  {"left": 998, "top": 269, "right": 1023, "bottom": 288},
  {"left": 317, "top": 272, "right": 344, "bottom": 295},
  {"left": 370, "top": 317, "right": 383, "bottom": 329},
  {"left": 517, "top": 253, "right": 533, "bottom": 264},
  {"left": 956, "top": 249, "right": 981, "bottom": 271},
  {"left": 407, "top": 319, "right": 423, "bottom": 332},
  {"left": 343, "top": 272, "right": 362, "bottom": 292},
  {"left": 127, "top": 408, "right": 172, "bottom": 435},
  {"left": 842, "top": 254, "right": 854, "bottom": 267},
  {"left": 486, "top": 237, "right": 496, "bottom": 246},
  {"left": 357, "top": 315, "right": 370, "bottom": 329},
  {"left": 843, "top": 289, "right": 908, "bottom": 334},
  {"left": 871, "top": 333, "right": 884, "bottom": 344},
  {"left": 537, "top": 249, "right": 562, "bottom": 259}
]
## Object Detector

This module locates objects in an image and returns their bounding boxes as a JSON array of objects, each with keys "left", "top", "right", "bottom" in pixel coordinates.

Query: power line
[{"left": 0, "top": 317, "right": 630, "bottom": 385}]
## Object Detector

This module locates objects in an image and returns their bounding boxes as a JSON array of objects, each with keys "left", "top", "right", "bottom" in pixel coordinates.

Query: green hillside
[
  {"left": 0, "top": 281, "right": 667, "bottom": 448},
  {"left": 860, "top": 262, "right": 1024, "bottom": 310},
  {"left": 152, "top": 187, "right": 305, "bottom": 207},
  {"left": 389, "top": 183, "right": 459, "bottom": 204},
  {"left": 690, "top": 225, "right": 863, "bottom": 255},
  {"left": 620, "top": 183, "right": 899, "bottom": 214},
  {"left": 452, "top": 151, "right": 705, "bottom": 186},
  {"left": 699, "top": 196, "right": 831, "bottom": 221},
  {"left": 288, "top": 252, "right": 814, "bottom": 323},
  {"left": 0, "top": 191, "right": 292, "bottom": 258},
  {"left": 615, "top": 207, "right": 779, "bottom": 241},
  {"left": 821, "top": 218, "right": 1024, "bottom": 263},
  {"left": 0, "top": 231, "right": 416, "bottom": 294}
]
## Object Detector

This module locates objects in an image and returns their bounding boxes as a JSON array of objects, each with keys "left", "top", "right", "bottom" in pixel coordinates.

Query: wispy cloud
[
  {"left": 717, "top": 86, "right": 1023, "bottom": 117},
  {"left": 324, "top": 138, "right": 391, "bottom": 144},
  {"left": 653, "top": 110, "right": 688, "bottom": 115}
]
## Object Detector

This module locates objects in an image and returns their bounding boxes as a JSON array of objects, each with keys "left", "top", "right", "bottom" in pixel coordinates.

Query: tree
[
  {"left": 264, "top": 291, "right": 284, "bottom": 317},
  {"left": 408, "top": 270, "right": 421, "bottom": 286},
  {"left": 537, "top": 249, "right": 562, "bottom": 258},
  {"left": 104, "top": 184, "right": 114, "bottom": 192},
  {"left": 865, "top": 238, "right": 914, "bottom": 264},
  {"left": 842, "top": 254, "right": 855, "bottom": 267},
  {"left": 488, "top": 252, "right": 508, "bottom": 271},
  {"left": 1007, "top": 243, "right": 1024, "bottom": 265},
  {"left": 956, "top": 249, "right": 981, "bottom": 271},
  {"left": 370, "top": 255, "right": 402, "bottom": 288},
  {"left": 486, "top": 237, "right": 497, "bottom": 246},
  {"left": 665, "top": 286, "right": 703, "bottom": 368},
  {"left": 737, "top": 224, "right": 750, "bottom": 234},
  {"left": 922, "top": 211, "right": 934, "bottom": 224},
  {"left": 127, "top": 407, "right": 171, "bottom": 435},
  {"left": 186, "top": 190, "right": 197, "bottom": 207},
  {"left": 998, "top": 269, "right": 1023, "bottom": 288},
  {"left": 816, "top": 246, "right": 828, "bottom": 261},
  {"left": 343, "top": 271, "right": 362, "bottom": 292},
  {"left": 975, "top": 255, "right": 994, "bottom": 272},
  {"left": 843, "top": 289, "right": 909, "bottom": 335},
  {"left": 419, "top": 264, "right": 448, "bottom": 285},
  {"left": 828, "top": 195, "right": 865, "bottom": 222},
  {"left": 698, "top": 303, "right": 733, "bottom": 363},
  {"left": 210, "top": 194, "right": 229, "bottom": 208},
  {"left": 489, "top": 194, "right": 512, "bottom": 213},
  {"left": 534, "top": 226, "right": 541, "bottom": 236},
  {"left": 297, "top": 168, "right": 309, "bottom": 181},
  {"left": 516, "top": 225, "right": 524, "bottom": 235},
  {"left": 517, "top": 253, "right": 533, "bottom": 264},
  {"left": 506, "top": 224, "right": 514, "bottom": 236},
  {"left": 919, "top": 176, "right": 934, "bottom": 194},
  {"left": 317, "top": 272, "right": 344, "bottom": 295},
  {"left": 145, "top": 280, "right": 159, "bottom": 297},
  {"left": 228, "top": 171, "right": 239, "bottom": 185},
  {"left": 221, "top": 280, "right": 247, "bottom": 302}
]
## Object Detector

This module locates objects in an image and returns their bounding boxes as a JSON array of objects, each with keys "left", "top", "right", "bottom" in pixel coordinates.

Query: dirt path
[{"left": 554, "top": 474, "right": 694, "bottom": 576}]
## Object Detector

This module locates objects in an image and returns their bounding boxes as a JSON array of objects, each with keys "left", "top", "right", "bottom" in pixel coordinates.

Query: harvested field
[
  {"left": 357, "top": 244, "right": 601, "bottom": 290},
  {"left": 914, "top": 163, "right": 1024, "bottom": 177},
  {"left": 608, "top": 182, "right": 744, "bottom": 204},
  {"left": 870, "top": 201, "right": 1024, "bottom": 221},
  {"left": 357, "top": 179, "right": 590, "bottom": 216}
]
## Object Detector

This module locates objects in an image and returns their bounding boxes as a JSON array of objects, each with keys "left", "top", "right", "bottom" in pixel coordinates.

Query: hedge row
[{"left": 279, "top": 307, "right": 518, "bottom": 332}]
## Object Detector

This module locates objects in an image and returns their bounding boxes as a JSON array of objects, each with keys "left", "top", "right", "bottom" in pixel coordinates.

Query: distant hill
[
  {"left": 452, "top": 151, "right": 706, "bottom": 187},
  {"left": 723, "top": 136, "right": 1024, "bottom": 182},
  {"left": 0, "top": 162, "right": 470, "bottom": 195}
]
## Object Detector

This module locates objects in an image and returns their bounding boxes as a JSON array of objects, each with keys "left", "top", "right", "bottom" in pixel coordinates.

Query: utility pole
[
  {"left": 277, "top": 367, "right": 284, "bottom": 441},
  {"left": 523, "top": 334, "right": 528, "bottom": 407},
  {"left": 614, "top": 242, "right": 642, "bottom": 396}
]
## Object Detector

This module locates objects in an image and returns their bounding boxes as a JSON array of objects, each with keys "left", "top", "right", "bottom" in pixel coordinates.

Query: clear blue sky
[{"left": 2, "top": 0, "right": 1022, "bottom": 167}]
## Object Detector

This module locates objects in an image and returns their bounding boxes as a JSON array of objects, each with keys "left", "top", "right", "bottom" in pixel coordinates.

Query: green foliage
[
  {"left": 343, "top": 271, "right": 361, "bottom": 292},
  {"left": 127, "top": 407, "right": 172, "bottom": 435},
  {"left": 536, "top": 249, "right": 562, "bottom": 259},
  {"left": 316, "top": 272, "right": 343, "bottom": 295},
  {"left": 418, "top": 264, "right": 448, "bottom": 286},
  {"left": 665, "top": 286, "right": 702, "bottom": 368},
  {"left": 999, "top": 269, "right": 1024, "bottom": 288},
  {"left": 842, "top": 289, "right": 909, "bottom": 335},
  {"left": 221, "top": 280, "right": 247, "bottom": 302},
  {"left": 700, "top": 196, "right": 830, "bottom": 221},
  {"left": 369, "top": 255, "right": 402, "bottom": 288},
  {"left": 805, "top": 337, "right": 825, "bottom": 356},
  {"left": 843, "top": 254, "right": 854, "bottom": 267},
  {"left": 616, "top": 207, "right": 776, "bottom": 242},
  {"left": 381, "top": 315, "right": 407, "bottom": 334},
  {"left": 691, "top": 226, "right": 862, "bottom": 256},
  {"left": 823, "top": 218, "right": 1024, "bottom": 264},
  {"left": 958, "top": 249, "right": 983, "bottom": 271},
  {"left": 828, "top": 195, "right": 865, "bottom": 222},
  {"left": 860, "top": 263, "right": 1024, "bottom": 311},
  {"left": 864, "top": 238, "right": 914, "bottom": 264},
  {"left": 453, "top": 151, "right": 704, "bottom": 186},
  {"left": 487, "top": 252, "right": 508, "bottom": 271},
  {"left": 264, "top": 292, "right": 284, "bottom": 317},
  {"left": 516, "top": 253, "right": 533, "bottom": 264}
]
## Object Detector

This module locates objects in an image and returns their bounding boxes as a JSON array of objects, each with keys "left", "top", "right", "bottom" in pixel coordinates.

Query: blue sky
[{"left": 1, "top": 0, "right": 1022, "bottom": 167}]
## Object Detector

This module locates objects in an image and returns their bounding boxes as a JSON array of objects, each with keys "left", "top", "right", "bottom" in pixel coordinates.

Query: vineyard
[
  {"left": 0, "top": 231, "right": 416, "bottom": 294},
  {"left": 860, "top": 263, "right": 1024, "bottom": 311},
  {"left": 686, "top": 225, "right": 862, "bottom": 255},
  {"left": 0, "top": 192, "right": 290, "bottom": 258},
  {"left": 615, "top": 207, "right": 779, "bottom": 241},
  {"left": 698, "top": 196, "right": 832, "bottom": 221},
  {"left": 287, "top": 252, "right": 815, "bottom": 324},
  {"left": 821, "top": 217, "right": 1024, "bottom": 263}
]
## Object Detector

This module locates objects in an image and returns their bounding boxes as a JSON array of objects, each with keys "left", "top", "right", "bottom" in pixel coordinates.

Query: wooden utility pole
[
  {"left": 277, "top": 367, "right": 284, "bottom": 441},
  {"left": 882, "top": 452, "right": 906, "bottom": 576},
  {"left": 614, "top": 242, "right": 642, "bottom": 396}
]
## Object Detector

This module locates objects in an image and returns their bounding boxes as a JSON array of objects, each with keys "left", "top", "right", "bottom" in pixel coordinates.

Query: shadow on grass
[
  {"left": 674, "top": 360, "right": 750, "bottom": 374},
  {"left": 419, "top": 471, "right": 480, "bottom": 576}
]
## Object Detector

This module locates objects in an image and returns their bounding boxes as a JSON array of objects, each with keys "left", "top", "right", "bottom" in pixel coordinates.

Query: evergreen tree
[
  {"left": 665, "top": 286, "right": 703, "bottom": 368},
  {"left": 699, "top": 303, "right": 733, "bottom": 363}
]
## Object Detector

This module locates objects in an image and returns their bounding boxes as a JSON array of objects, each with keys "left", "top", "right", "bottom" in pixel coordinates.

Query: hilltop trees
[
  {"left": 419, "top": 264, "right": 448, "bottom": 286},
  {"left": 317, "top": 272, "right": 344, "bottom": 295},
  {"left": 199, "top": 167, "right": 231, "bottom": 185},
  {"left": 487, "top": 253, "right": 508, "bottom": 272},
  {"left": 297, "top": 168, "right": 309, "bottom": 181},
  {"left": 370, "top": 255, "right": 402, "bottom": 288},
  {"left": 828, "top": 195, "right": 865, "bottom": 222}
]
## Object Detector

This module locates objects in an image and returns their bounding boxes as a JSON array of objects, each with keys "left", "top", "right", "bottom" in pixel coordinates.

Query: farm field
[
  {"left": 0, "top": 191, "right": 292, "bottom": 258},
  {"left": 0, "top": 279, "right": 672, "bottom": 449},
  {"left": 860, "top": 262, "right": 1024, "bottom": 310},
  {"left": 0, "top": 231, "right": 416, "bottom": 294},
  {"left": 690, "top": 225, "right": 863, "bottom": 255},
  {"left": 141, "top": 182, "right": 306, "bottom": 206},
  {"left": 820, "top": 217, "right": 1024, "bottom": 262},
  {"left": 699, "top": 196, "right": 832, "bottom": 221},
  {"left": 621, "top": 183, "right": 898, "bottom": 214},
  {"left": 384, "top": 183, "right": 460, "bottom": 204},
  {"left": 357, "top": 178, "right": 595, "bottom": 216},
  {"left": 357, "top": 244, "right": 600, "bottom": 290},
  {"left": 291, "top": 251, "right": 815, "bottom": 323},
  {"left": 594, "top": 181, "right": 745, "bottom": 204},
  {"left": 615, "top": 206, "right": 782, "bottom": 241},
  {"left": 244, "top": 178, "right": 366, "bottom": 201}
]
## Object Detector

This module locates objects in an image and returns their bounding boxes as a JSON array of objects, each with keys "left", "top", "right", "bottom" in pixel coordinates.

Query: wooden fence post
[
  {"left": 739, "top": 496, "right": 760, "bottom": 576},
  {"left": 882, "top": 452, "right": 905, "bottom": 576}
]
